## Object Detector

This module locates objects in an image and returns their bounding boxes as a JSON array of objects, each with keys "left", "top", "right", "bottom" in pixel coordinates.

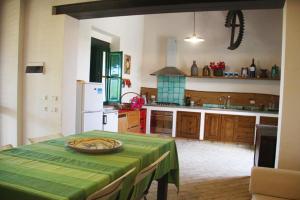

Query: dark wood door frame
[{"left": 53, "top": 0, "right": 285, "bottom": 20}]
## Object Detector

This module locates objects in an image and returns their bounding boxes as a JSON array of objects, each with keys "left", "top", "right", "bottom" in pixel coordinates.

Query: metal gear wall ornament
[{"left": 225, "top": 10, "right": 245, "bottom": 50}]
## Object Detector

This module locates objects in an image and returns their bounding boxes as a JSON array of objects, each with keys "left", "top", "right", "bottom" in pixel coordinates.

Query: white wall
[
  {"left": 77, "top": 16, "right": 145, "bottom": 101},
  {"left": 276, "top": 0, "right": 300, "bottom": 170},
  {"left": 58, "top": 15, "right": 145, "bottom": 134},
  {"left": 0, "top": 0, "right": 23, "bottom": 146},
  {"left": 22, "top": 0, "right": 65, "bottom": 142},
  {"left": 141, "top": 10, "right": 282, "bottom": 95},
  {"left": 61, "top": 16, "right": 79, "bottom": 135}
]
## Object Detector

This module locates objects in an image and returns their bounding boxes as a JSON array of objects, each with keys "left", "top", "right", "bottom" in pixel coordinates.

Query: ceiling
[{"left": 53, "top": 0, "right": 285, "bottom": 19}]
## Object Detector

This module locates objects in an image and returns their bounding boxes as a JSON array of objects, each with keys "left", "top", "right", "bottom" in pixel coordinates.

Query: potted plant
[{"left": 210, "top": 61, "right": 225, "bottom": 76}]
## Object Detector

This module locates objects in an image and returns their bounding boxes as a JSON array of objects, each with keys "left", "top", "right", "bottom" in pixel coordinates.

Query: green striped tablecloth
[{"left": 0, "top": 131, "right": 179, "bottom": 200}]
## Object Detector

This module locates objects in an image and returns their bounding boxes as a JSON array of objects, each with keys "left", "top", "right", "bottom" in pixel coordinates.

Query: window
[{"left": 90, "top": 38, "right": 122, "bottom": 103}]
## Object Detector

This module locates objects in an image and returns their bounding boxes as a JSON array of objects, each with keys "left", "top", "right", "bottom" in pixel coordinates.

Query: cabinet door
[
  {"left": 233, "top": 116, "right": 256, "bottom": 144},
  {"left": 127, "top": 111, "right": 140, "bottom": 129},
  {"left": 176, "top": 111, "right": 200, "bottom": 139},
  {"left": 204, "top": 114, "right": 221, "bottom": 141},
  {"left": 220, "top": 115, "right": 236, "bottom": 142},
  {"left": 103, "top": 112, "right": 118, "bottom": 132}
]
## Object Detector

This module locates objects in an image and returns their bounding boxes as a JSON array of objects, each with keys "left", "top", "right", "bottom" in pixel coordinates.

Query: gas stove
[{"left": 154, "top": 102, "right": 180, "bottom": 106}]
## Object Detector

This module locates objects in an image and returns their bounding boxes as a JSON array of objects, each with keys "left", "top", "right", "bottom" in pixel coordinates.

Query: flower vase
[{"left": 214, "top": 69, "right": 223, "bottom": 76}]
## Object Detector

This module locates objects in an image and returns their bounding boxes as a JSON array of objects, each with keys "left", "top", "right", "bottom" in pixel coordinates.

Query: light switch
[
  {"left": 40, "top": 95, "right": 49, "bottom": 112},
  {"left": 51, "top": 96, "right": 58, "bottom": 101}
]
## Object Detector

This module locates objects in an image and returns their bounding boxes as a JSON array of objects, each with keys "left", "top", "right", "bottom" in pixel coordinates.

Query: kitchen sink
[{"left": 202, "top": 103, "right": 262, "bottom": 111}]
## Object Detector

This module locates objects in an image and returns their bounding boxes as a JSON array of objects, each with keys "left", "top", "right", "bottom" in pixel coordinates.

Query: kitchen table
[{"left": 0, "top": 131, "right": 179, "bottom": 200}]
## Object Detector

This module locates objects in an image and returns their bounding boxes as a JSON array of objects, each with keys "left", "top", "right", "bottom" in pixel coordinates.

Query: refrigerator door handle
[{"left": 103, "top": 115, "right": 107, "bottom": 125}]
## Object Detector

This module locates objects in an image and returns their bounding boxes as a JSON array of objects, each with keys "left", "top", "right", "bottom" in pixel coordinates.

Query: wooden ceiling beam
[{"left": 53, "top": 0, "right": 285, "bottom": 19}]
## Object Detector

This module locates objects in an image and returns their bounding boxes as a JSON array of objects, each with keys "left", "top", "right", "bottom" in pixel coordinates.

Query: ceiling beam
[{"left": 53, "top": 0, "right": 285, "bottom": 19}]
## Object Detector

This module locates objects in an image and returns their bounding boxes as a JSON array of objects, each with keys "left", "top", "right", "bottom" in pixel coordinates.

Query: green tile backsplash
[{"left": 157, "top": 75, "right": 186, "bottom": 105}]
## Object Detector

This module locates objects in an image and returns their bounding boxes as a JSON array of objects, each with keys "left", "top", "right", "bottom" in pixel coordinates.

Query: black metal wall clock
[{"left": 225, "top": 10, "right": 245, "bottom": 50}]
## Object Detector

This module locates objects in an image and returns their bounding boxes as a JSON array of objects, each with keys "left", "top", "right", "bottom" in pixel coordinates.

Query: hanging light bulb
[{"left": 184, "top": 12, "right": 205, "bottom": 43}]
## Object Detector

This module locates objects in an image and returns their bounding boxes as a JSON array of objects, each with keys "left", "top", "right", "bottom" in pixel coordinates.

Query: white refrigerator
[{"left": 76, "top": 81, "right": 103, "bottom": 133}]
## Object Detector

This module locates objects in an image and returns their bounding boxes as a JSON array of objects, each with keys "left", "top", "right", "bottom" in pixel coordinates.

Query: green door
[{"left": 106, "top": 52, "right": 123, "bottom": 103}]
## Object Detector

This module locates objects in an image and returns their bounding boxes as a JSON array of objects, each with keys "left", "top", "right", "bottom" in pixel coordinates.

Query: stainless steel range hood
[{"left": 150, "top": 38, "right": 186, "bottom": 77}]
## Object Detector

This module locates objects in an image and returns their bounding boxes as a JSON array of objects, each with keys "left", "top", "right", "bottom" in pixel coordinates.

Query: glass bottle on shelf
[
  {"left": 191, "top": 61, "right": 199, "bottom": 76},
  {"left": 249, "top": 58, "right": 256, "bottom": 78},
  {"left": 202, "top": 65, "right": 210, "bottom": 77}
]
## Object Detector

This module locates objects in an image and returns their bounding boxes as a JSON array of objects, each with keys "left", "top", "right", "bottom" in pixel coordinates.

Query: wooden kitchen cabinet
[
  {"left": 204, "top": 114, "right": 256, "bottom": 145},
  {"left": 176, "top": 111, "right": 200, "bottom": 139},
  {"left": 233, "top": 116, "right": 256, "bottom": 144},
  {"left": 220, "top": 115, "right": 236, "bottom": 142},
  {"left": 118, "top": 110, "right": 140, "bottom": 133},
  {"left": 204, "top": 114, "right": 221, "bottom": 141},
  {"left": 150, "top": 111, "right": 173, "bottom": 134}
]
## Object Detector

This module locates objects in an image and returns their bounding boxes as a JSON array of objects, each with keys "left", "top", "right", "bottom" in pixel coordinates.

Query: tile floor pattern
[{"left": 148, "top": 138, "right": 254, "bottom": 200}]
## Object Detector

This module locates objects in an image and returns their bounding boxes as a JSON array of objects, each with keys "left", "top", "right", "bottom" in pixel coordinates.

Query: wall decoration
[
  {"left": 122, "top": 79, "right": 131, "bottom": 88},
  {"left": 124, "top": 54, "right": 131, "bottom": 74},
  {"left": 225, "top": 10, "right": 245, "bottom": 50}
]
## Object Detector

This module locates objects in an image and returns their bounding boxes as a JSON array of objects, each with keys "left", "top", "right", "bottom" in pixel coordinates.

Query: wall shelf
[{"left": 186, "top": 75, "right": 280, "bottom": 81}]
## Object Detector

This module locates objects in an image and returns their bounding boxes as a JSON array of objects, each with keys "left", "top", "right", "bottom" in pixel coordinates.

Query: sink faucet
[
  {"left": 218, "top": 96, "right": 226, "bottom": 108},
  {"left": 218, "top": 96, "right": 231, "bottom": 109}
]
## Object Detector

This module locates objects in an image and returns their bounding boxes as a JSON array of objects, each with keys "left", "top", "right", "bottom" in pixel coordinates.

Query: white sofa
[{"left": 249, "top": 167, "right": 300, "bottom": 200}]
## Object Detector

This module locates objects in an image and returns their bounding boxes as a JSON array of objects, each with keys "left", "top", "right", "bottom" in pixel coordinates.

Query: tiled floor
[{"left": 148, "top": 138, "right": 254, "bottom": 200}]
